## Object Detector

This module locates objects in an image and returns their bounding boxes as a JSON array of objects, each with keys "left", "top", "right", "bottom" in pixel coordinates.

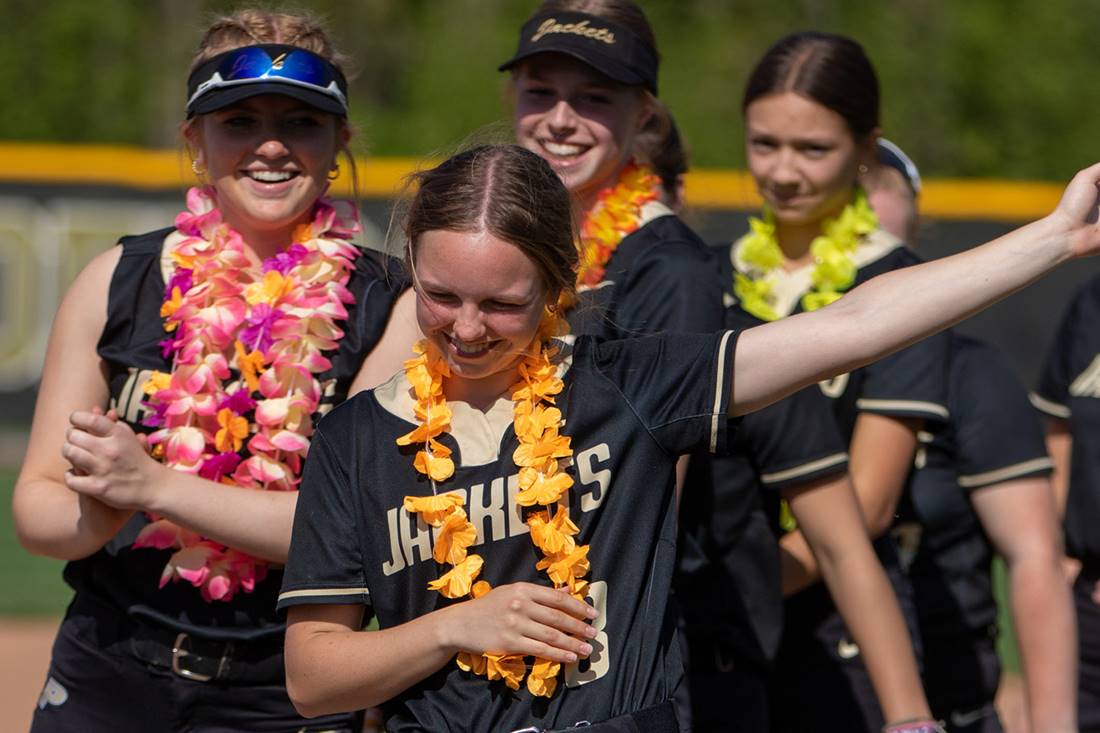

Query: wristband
[{"left": 882, "top": 720, "right": 947, "bottom": 733}]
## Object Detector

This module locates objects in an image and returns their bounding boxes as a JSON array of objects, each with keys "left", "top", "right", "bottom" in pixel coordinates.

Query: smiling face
[
  {"left": 413, "top": 229, "right": 551, "bottom": 400},
  {"left": 513, "top": 53, "right": 650, "bottom": 210},
  {"left": 745, "top": 91, "right": 875, "bottom": 227},
  {"left": 186, "top": 94, "right": 348, "bottom": 252}
]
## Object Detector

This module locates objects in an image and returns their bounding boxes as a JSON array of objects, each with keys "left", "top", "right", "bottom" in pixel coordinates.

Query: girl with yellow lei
[
  {"left": 13, "top": 10, "right": 416, "bottom": 731},
  {"left": 725, "top": 32, "right": 955, "bottom": 733}
]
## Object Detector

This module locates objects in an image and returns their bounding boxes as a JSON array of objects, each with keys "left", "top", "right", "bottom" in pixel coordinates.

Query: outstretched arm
[{"left": 729, "top": 163, "right": 1100, "bottom": 415}]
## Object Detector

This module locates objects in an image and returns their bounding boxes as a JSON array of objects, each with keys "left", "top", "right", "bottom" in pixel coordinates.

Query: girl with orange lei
[
  {"left": 280, "top": 142, "right": 1100, "bottom": 731},
  {"left": 13, "top": 9, "right": 416, "bottom": 731}
]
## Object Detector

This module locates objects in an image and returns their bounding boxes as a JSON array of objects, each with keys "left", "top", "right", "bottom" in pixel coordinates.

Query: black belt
[
  {"left": 129, "top": 623, "right": 285, "bottom": 684},
  {"left": 509, "top": 701, "right": 678, "bottom": 733}
]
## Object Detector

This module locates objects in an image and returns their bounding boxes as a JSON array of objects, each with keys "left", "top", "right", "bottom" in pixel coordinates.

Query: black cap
[
  {"left": 498, "top": 12, "right": 658, "bottom": 94},
  {"left": 877, "top": 138, "right": 921, "bottom": 195},
  {"left": 186, "top": 44, "right": 348, "bottom": 117}
]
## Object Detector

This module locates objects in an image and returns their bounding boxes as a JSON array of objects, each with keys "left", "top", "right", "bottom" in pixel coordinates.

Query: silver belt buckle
[{"left": 171, "top": 632, "right": 231, "bottom": 682}]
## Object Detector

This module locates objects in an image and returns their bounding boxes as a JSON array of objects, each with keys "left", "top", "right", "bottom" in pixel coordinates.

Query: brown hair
[
  {"left": 742, "top": 32, "right": 879, "bottom": 139},
  {"left": 404, "top": 145, "right": 578, "bottom": 301},
  {"left": 636, "top": 115, "right": 688, "bottom": 204},
  {"left": 522, "top": 0, "right": 672, "bottom": 161}
]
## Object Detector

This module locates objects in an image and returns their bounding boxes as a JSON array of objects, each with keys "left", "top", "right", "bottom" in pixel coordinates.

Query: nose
[
  {"left": 255, "top": 128, "right": 290, "bottom": 159},
  {"left": 452, "top": 303, "right": 486, "bottom": 342},
  {"left": 546, "top": 100, "right": 578, "bottom": 138},
  {"left": 769, "top": 148, "right": 801, "bottom": 187}
]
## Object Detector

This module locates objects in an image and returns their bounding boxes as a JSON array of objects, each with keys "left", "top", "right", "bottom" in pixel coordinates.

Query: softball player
[{"left": 1033, "top": 274, "right": 1100, "bottom": 732}]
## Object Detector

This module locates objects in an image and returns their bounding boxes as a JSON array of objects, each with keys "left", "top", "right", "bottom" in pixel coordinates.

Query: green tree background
[{"left": 1, "top": 0, "right": 1096, "bottom": 180}]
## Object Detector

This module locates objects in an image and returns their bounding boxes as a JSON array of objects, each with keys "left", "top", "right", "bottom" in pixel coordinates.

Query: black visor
[
  {"left": 186, "top": 44, "right": 348, "bottom": 117},
  {"left": 498, "top": 11, "right": 658, "bottom": 94}
]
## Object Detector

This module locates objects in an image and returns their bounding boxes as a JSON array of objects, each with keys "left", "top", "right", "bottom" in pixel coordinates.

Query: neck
[
  {"left": 444, "top": 366, "right": 520, "bottom": 413},
  {"left": 774, "top": 220, "right": 822, "bottom": 268},
  {"left": 575, "top": 162, "right": 630, "bottom": 219}
]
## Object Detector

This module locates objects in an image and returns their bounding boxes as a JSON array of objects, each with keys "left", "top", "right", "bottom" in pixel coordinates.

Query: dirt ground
[{"left": 0, "top": 617, "right": 59, "bottom": 732}]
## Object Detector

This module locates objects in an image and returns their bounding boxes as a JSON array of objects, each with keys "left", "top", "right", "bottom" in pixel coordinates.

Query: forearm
[
  {"left": 13, "top": 478, "right": 133, "bottom": 560},
  {"left": 822, "top": 545, "right": 930, "bottom": 723},
  {"left": 148, "top": 465, "right": 297, "bottom": 563},
  {"left": 779, "top": 529, "right": 820, "bottom": 595},
  {"left": 1009, "top": 556, "right": 1078, "bottom": 731},
  {"left": 286, "top": 608, "right": 458, "bottom": 715}
]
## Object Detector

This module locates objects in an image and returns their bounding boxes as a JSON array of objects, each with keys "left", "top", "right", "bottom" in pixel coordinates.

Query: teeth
[
  {"left": 543, "top": 141, "right": 584, "bottom": 157},
  {"left": 249, "top": 170, "right": 293, "bottom": 182},
  {"left": 452, "top": 339, "right": 489, "bottom": 356}
]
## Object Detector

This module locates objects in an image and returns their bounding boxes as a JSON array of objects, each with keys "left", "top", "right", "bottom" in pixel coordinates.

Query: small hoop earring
[
  {"left": 328, "top": 163, "right": 341, "bottom": 181},
  {"left": 858, "top": 163, "right": 869, "bottom": 175},
  {"left": 191, "top": 159, "right": 206, "bottom": 176}
]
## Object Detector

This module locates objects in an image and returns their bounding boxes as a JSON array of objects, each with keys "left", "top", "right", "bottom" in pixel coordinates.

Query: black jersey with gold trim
[
  {"left": 61, "top": 227, "right": 405, "bottom": 639},
  {"left": 568, "top": 205, "right": 723, "bottom": 338},
  {"left": 1033, "top": 274, "right": 1100, "bottom": 564},
  {"left": 279, "top": 331, "right": 738, "bottom": 732},
  {"left": 900, "top": 334, "right": 1052, "bottom": 638}
]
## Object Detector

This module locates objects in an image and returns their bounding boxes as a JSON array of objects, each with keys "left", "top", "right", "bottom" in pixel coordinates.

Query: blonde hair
[{"left": 190, "top": 8, "right": 349, "bottom": 73}]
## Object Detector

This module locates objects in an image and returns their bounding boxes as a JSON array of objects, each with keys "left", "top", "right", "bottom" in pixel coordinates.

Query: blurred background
[{"left": 0, "top": 0, "right": 1098, "bottom": 724}]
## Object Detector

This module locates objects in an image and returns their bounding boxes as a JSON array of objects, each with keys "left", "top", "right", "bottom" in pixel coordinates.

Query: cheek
[{"left": 415, "top": 298, "right": 452, "bottom": 334}]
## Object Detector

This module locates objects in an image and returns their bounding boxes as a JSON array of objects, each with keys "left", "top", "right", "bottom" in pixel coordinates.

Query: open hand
[
  {"left": 62, "top": 409, "right": 164, "bottom": 511},
  {"left": 1052, "top": 161, "right": 1100, "bottom": 259},
  {"left": 441, "top": 582, "right": 598, "bottom": 664}
]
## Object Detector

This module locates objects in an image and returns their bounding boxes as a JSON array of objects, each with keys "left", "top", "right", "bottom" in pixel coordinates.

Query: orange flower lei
[
  {"left": 398, "top": 307, "right": 585, "bottom": 698},
  {"left": 576, "top": 162, "right": 660, "bottom": 287}
]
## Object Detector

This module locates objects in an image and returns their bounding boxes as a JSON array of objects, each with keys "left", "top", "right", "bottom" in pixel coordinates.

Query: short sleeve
[
  {"left": 278, "top": 423, "right": 371, "bottom": 612},
  {"left": 738, "top": 385, "right": 849, "bottom": 490},
  {"left": 590, "top": 330, "right": 739, "bottom": 457},
  {"left": 615, "top": 239, "right": 725, "bottom": 335},
  {"left": 951, "top": 339, "right": 1052, "bottom": 490},
  {"left": 857, "top": 328, "right": 951, "bottom": 423},
  {"left": 1032, "top": 277, "right": 1100, "bottom": 419}
]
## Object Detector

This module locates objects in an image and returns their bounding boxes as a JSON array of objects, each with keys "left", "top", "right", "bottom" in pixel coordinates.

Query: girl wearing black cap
[
  {"left": 12, "top": 8, "right": 416, "bottom": 731},
  {"left": 277, "top": 137, "right": 1100, "bottom": 732},
  {"left": 500, "top": 4, "right": 935, "bottom": 731}
]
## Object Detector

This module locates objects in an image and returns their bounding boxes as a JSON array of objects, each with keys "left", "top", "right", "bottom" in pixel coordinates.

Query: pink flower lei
[{"left": 134, "top": 186, "right": 361, "bottom": 602}]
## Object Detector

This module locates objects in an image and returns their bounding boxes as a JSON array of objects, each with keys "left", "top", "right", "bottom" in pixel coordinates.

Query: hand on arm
[
  {"left": 972, "top": 477, "right": 1077, "bottom": 733},
  {"left": 285, "top": 583, "right": 597, "bottom": 715},
  {"left": 729, "top": 162, "right": 1100, "bottom": 416},
  {"left": 785, "top": 473, "right": 932, "bottom": 724},
  {"left": 62, "top": 410, "right": 297, "bottom": 563}
]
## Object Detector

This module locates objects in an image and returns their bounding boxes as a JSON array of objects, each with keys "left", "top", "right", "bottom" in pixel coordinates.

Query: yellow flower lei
[
  {"left": 397, "top": 305, "right": 586, "bottom": 698},
  {"left": 733, "top": 188, "right": 878, "bottom": 321},
  {"left": 577, "top": 163, "right": 660, "bottom": 287}
]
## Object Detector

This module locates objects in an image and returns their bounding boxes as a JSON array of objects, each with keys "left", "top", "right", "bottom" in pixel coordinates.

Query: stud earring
[{"left": 858, "top": 163, "right": 869, "bottom": 175}]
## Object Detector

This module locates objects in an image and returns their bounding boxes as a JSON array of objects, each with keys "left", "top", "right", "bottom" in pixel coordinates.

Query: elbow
[
  {"left": 285, "top": 667, "right": 337, "bottom": 720},
  {"left": 863, "top": 504, "right": 897, "bottom": 539}
]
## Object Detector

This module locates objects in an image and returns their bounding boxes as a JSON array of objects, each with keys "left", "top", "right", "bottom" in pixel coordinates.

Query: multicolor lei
[
  {"left": 733, "top": 188, "right": 878, "bottom": 322},
  {"left": 135, "top": 186, "right": 360, "bottom": 602},
  {"left": 398, "top": 306, "right": 585, "bottom": 698},
  {"left": 576, "top": 163, "right": 660, "bottom": 287}
]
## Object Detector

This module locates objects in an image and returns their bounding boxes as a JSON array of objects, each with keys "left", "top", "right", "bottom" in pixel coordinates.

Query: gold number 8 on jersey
[{"left": 565, "top": 580, "right": 610, "bottom": 686}]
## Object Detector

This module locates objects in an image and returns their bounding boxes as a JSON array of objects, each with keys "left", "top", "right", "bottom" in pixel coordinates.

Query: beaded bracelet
[{"left": 882, "top": 720, "right": 947, "bottom": 733}]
